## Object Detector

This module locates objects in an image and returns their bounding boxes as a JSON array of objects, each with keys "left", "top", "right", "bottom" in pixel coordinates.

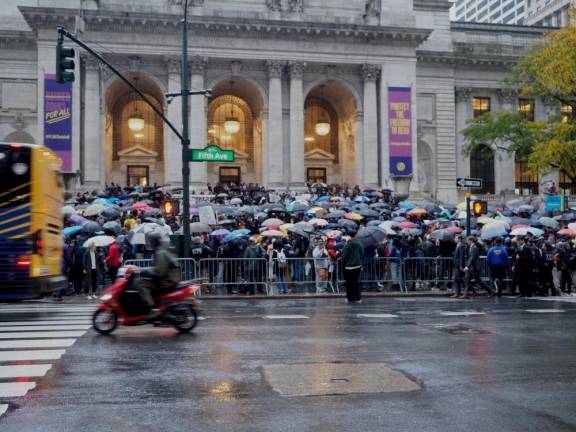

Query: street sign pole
[
  {"left": 466, "top": 191, "right": 471, "bottom": 238},
  {"left": 180, "top": 0, "right": 191, "bottom": 258}
]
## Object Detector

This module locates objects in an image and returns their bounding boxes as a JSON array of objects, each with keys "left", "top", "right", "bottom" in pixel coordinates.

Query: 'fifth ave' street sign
[{"left": 456, "top": 177, "right": 483, "bottom": 189}]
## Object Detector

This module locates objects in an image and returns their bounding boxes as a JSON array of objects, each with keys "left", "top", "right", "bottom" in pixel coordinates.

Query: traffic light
[
  {"left": 472, "top": 200, "right": 488, "bottom": 217},
  {"left": 162, "top": 200, "right": 179, "bottom": 218},
  {"left": 56, "top": 39, "right": 75, "bottom": 84}
]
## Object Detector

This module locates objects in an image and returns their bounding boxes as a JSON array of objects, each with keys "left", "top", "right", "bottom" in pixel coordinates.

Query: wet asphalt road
[{"left": 1, "top": 296, "right": 576, "bottom": 432}]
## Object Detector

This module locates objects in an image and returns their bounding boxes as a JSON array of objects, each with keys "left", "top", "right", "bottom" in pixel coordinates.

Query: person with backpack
[
  {"left": 270, "top": 240, "right": 289, "bottom": 294},
  {"left": 486, "top": 237, "right": 509, "bottom": 297},
  {"left": 312, "top": 238, "right": 331, "bottom": 293}
]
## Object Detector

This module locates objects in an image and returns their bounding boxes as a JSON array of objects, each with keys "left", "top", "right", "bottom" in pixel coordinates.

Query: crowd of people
[{"left": 60, "top": 182, "right": 576, "bottom": 301}]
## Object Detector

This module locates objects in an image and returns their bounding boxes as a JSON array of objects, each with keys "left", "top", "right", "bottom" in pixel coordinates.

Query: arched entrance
[
  {"left": 304, "top": 80, "right": 358, "bottom": 185},
  {"left": 4, "top": 131, "right": 35, "bottom": 144},
  {"left": 206, "top": 79, "right": 264, "bottom": 186},
  {"left": 470, "top": 145, "right": 495, "bottom": 194},
  {"left": 105, "top": 75, "right": 165, "bottom": 187}
]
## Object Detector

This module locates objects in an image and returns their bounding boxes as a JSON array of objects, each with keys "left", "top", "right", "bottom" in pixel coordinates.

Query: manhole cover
[
  {"left": 436, "top": 323, "right": 493, "bottom": 335},
  {"left": 261, "top": 363, "right": 420, "bottom": 397}
]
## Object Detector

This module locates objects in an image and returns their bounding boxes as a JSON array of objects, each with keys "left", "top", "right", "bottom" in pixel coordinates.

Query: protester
[
  {"left": 486, "top": 237, "right": 509, "bottom": 297},
  {"left": 341, "top": 234, "right": 364, "bottom": 303}
]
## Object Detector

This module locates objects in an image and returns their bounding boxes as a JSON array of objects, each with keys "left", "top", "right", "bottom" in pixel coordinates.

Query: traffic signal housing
[
  {"left": 162, "top": 200, "right": 179, "bottom": 218},
  {"left": 473, "top": 200, "right": 488, "bottom": 217},
  {"left": 56, "top": 39, "right": 75, "bottom": 84}
]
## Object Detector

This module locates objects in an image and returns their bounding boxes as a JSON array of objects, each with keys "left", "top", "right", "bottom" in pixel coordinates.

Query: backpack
[{"left": 277, "top": 249, "right": 287, "bottom": 268}]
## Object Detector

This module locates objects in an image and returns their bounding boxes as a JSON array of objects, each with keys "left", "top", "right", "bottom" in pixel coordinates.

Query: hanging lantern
[
  {"left": 314, "top": 85, "right": 330, "bottom": 136},
  {"left": 224, "top": 83, "right": 240, "bottom": 134},
  {"left": 128, "top": 77, "right": 145, "bottom": 132}
]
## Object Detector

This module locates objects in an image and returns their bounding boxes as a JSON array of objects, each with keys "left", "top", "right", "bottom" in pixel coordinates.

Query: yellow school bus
[{"left": 0, "top": 142, "right": 65, "bottom": 300}]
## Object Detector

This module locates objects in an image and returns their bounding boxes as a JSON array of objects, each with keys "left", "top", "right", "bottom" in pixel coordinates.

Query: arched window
[{"left": 470, "top": 145, "right": 495, "bottom": 194}]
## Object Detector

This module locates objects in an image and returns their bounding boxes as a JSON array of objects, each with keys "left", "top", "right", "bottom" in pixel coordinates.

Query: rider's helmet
[{"left": 146, "top": 231, "right": 164, "bottom": 251}]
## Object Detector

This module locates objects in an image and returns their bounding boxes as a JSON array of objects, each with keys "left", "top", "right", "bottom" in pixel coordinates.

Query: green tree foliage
[{"left": 462, "top": 19, "right": 576, "bottom": 183}]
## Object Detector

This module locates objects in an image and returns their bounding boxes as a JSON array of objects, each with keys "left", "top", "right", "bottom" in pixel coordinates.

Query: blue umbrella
[
  {"left": 210, "top": 229, "right": 230, "bottom": 237},
  {"left": 224, "top": 229, "right": 251, "bottom": 243},
  {"left": 63, "top": 226, "right": 83, "bottom": 238},
  {"left": 93, "top": 198, "right": 111, "bottom": 207},
  {"left": 354, "top": 196, "right": 369, "bottom": 203},
  {"left": 398, "top": 200, "right": 417, "bottom": 210},
  {"left": 366, "top": 220, "right": 381, "bottom": 227},
  {"left": 317, "top": 196, "right": 330, "bottom": 202}
]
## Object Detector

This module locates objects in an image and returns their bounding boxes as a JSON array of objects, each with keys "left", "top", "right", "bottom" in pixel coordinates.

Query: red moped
[{"left": 92, "top": 266, "right": 200, "bottom": 335}]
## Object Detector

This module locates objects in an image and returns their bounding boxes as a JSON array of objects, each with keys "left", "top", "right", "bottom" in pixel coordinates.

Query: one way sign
[{"left": 456, "top": 177, "right": 483, "bottom": 189}]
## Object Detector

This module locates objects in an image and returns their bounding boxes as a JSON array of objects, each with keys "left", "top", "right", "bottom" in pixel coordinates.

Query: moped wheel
[
  {"left": 93, "top": 309, "right": 118, "bottom": 335},
  {"left": 172, "top": 304, "right": 198, "bottom": 333}
]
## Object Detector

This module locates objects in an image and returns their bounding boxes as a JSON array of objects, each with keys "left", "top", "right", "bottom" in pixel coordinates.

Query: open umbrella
[
  {"left": 69, "top": 214, "right": 88, "bottom": 226},
  {"left": 398, "top": 201, "right": 417, "bottom": 210},
  {"left": 407, "top": 208, "right": 427, "bottom": 217},
  {"left": 287, "top": 201, "right": 310, "bottom": 213},
  {"left": 84, "top": 204, "right": 105, "bottom": 217},
  {"left": 338, "top": 219, "right": 358, "bottom": 230},
  {"left": 210, "top": 229, "right": 230, "bottom": 237},
  {"left": 555, "top": 213, "right": 576, "bottom": 222},
  {"left": 83, "top": 235, "right": 115, "bottom": 248},
  {"left": 261, "top": 230, "right": 284, "bottom": 238},
  {"left": 63, "top": 226, "right": 83, "bottom": 238},
  {"left": 224, "top": 229, "right": 251, "bottom": 243},
  {"left": 81, "top": 221, "right": 102, "bottom": 234},
  {"left": 354, "top": 196, "right": 370, "bottom": 203},
  {"left": 102, "top": 221, "right": 121, "bottom": 235},
  {"left": 431, "top": 229, "right": 455, "bottom": 241},
  {"left": 324, "top": 230, "right": 342, "bottom": 239},
  {"left": 401, "top": 228, "right": 422, "bottom": 236},
  {"left": 101, "top": 207, "right": 120, "bottom": 220},
  {"left": 568, "top": 223, "right": 576, "bottom": 233},
  {"left": 379, "top": 221, "right": 399, "bottom": 231},
  {"left": 324, "top": 210, "right": 346, "bottom": 220},
  {"left": 558, "top": 228, "right": 576, "bottom": 237},
  {"left": 344, "top": 212, "right": 363, "bottom": 221},
  {"left": 446, "top": 226, "right": 464, "bottom": 233},
  {"left": 130, "top": 232, "right": 146, "bottom": 245},
  {"left": 262, "top": 218, "right": 284, "bottom": 228},
  {"left": 133, "top": 202, "right": 152, "bottom": 212},
  {"left": 62, "top": 206, "right": 76, "bottom": 217},
  {"left": 481, "top": 222, "right": 508, "bottom": 239},
  {"left": 92, "top": 198, "right": 111, "bottom": 207},
  {"left": 359, "top": 209, "right": 380, "bottom": 218},
  {"left": 294, "top": 222, "right": 315, "bottom": 233},
  {"left": 510, "top": 227, "right": 544, "bottom": 237},
  {"left": 539, "top": 217, "right": 559, "bottom": 230},
  {"left": 356, "top": 226, "right": 387, "bottom": 247},
  {"left": 230, "top": 197, "right": 243, "bottom": 206},
  {"left": 309, "top": 218, "right": 329, "bottom": 227},
  {"left": 398, "top": 221, "right": 417, "bottom": 229},
  {"left": 286, "top": 226, "right": 308, "bottom": 237},
  {"left": 143, "top": 208, "right": 163, "bottom": 219}
]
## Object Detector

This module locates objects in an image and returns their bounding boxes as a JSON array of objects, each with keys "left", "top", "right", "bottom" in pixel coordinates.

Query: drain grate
[{"left": 262, "top": 363, "right": 420, "bottom": 397}]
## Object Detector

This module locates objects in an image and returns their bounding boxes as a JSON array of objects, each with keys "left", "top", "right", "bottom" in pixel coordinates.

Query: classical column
[
  {"left": 164, "top": 57, "right": 182, "bottom": 186},
  {"left": 266, "top": 60, "right": 285, "bottom": 188},
  {"left": 189, "top": 55, "right": 208, "bottom": 189},
  {"left": 455, "top": 87, "right": 472, "bottom": 180},
  {"left": 288, "top": 61, "right": 305, "bottom": 187},
  {"left": 83, "top": 57, "right": 103, "bottom": 188},
  {"left": 362, "top": 64, "right": 380, "bottom": 187},
  {"left": 497, "top": 88, "right": 518, "bottom": 194}
]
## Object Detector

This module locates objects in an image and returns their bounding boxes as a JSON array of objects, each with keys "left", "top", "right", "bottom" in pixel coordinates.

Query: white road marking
[
  {"left": 0, "top": 331, "right": 86, "bottom": 339},
  {"left": 0, "top": 339, "right": 76, "bottom": 349},
  {"left": 0, "top": 321, "right": 91, "bottom": 326},
  {"left": 357, "top": 313, "right": 399, "bottom": 318},
  {"left": 0, "top": 404, "right": 7, "bottom": 417},
  {"left": 0, "top": 382, "right": 36, "bottom": 397},
  {"left": 531, "top": 297, "right": 576, "bottom": 303},
  {"left": 525, "top": 309, "right": 565, "bottom": 314},
  {"left": 264, "top": 315, "right": 309, "bottom": 319},
  {"left": 0, "top": 364, "right": 52, "bottom": 378},
  {"left": 440, "top": 311, "right": 486, "bottom": 316},
  {"left": 0, "top": 350, "right": 66, "bottom": 361},
  {"left": 0, "top": 325, "right": 91, "bottom": 331}
]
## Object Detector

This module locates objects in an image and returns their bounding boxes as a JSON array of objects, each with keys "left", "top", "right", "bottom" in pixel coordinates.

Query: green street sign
[{"left": 190, "top": 145, "right": 235, "bottom": 162}]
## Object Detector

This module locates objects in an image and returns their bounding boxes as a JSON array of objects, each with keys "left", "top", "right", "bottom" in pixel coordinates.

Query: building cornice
[
  {"left": 413, "top": 0, "right": 453, "bottom": 12},
  {"left": 18, "top": 6, "right": 432, "bottom": 46},
  {"left": 417, "top": 50, "right": 518, "bottom": 68},
  {"left": 0, "top": 30, "right": 36, "bottom": 49},
  {"left": 451, "top": 21, "right": 553, "bottom": 36}
]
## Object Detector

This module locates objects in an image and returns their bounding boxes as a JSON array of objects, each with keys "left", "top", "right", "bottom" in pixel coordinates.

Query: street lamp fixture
[
  {"left": 224, "top": 117, "right": 240, "bottom": 134},
  {"left": 315, "top": 121, "right": 330, "bottom": 136},
  {"left": 128, "top": 114, "right": 144, "bottom": 132}
]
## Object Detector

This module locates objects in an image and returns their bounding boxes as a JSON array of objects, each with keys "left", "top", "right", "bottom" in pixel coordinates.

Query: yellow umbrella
[
  {"left": 279, "top": 223, "right": 295, "bottom": 232},
  {"left": 344, "top": 212, "right": 364, "bottom": 221},
  {"left": 308, "top": 207, "right": 325, "bottom": 216},
  {"left": 477, "top": 216, "right": 495, "bottom": 225}
]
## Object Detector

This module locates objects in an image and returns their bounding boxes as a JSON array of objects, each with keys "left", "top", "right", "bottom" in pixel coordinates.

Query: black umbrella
[
  {"left": 359, "top": 209, "right": 379, "bottom": 218},
  {"left": 294, "top": 222, "right": 315, "bottom": 233},
  {"left": 325, "top": 210, "right": 346, "bottom": 220},
  {"left": 102, "top": 221, "right": 120, "bottom": 235},
  {"left": 143, "top": 208, "right": 163, "bottom": 219},
  {"left": 100, "top": 207, "right": 120, "bottom": 220},
  {"left": 82, "top": 221, "right": 102, "bottom": 234},
  {"left": 356, "top": 226, "right": 387, "bottom": 247},
  {"left": 287, "top": 226, "right": 308, "bottom": 237},
  {"left": 555, "top": 213, "right": 576, "bottom": 222},
  {"left": 338, "top": 219, "right": 358, "bottom": 230}
]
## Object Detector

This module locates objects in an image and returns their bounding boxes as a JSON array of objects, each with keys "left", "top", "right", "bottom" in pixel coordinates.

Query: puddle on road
[{"left": 204, "top": 379, "right": 249, "bottom": 402}]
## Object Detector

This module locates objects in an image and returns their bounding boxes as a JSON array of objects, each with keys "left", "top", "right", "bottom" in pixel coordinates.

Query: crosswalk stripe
[
  {"left": 0, "top": 350, "right": 65, "bottom": 361},
  {"left": 0, "top": 404, "right": 7, "bottom": 417},
  {"left": 525, "top": 309, "right": 565, "bottom": 313},
  {"left": 264, "top": 315, "right": 309, "bottom": 319},
  {"left": 0, "top": 364, "right": 52, "bottom": 378},
  {"left": 0, "top": 331, "right": 86, "bottom": 339},
  {"left": 0, "top": 382, "right": 36, "bottom": 397},
  {"left": 440, "top": 311, "right": 486, "bottom": 316},
  {"left": 0, "top": 325, "right": 91, "bottom": 331},
  {"left": 357, "top": 313, "right": 398, "bottom": 318},
  {"left": 0, "top": 321, "right": 92, "bottom": 326},
  {"left": 0, "top": 339, "right": 77, "bottom": 349}
]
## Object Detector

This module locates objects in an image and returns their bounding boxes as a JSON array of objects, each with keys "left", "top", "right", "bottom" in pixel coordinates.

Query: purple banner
[
  {"left": 388, "top": 87, "right": 412, "bottom": 176},
  {"left": 44, "top": 74, "right": 72, "bottom": 172}
]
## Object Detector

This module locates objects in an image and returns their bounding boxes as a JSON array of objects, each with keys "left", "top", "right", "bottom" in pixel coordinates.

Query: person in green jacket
[{"left": 342, "top": 234, "right": 365, "bottom": 303}]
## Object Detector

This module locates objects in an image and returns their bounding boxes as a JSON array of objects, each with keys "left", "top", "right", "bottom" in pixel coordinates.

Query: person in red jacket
[{"left": 106, "top": 241, "right": 122, "bottom": 282}]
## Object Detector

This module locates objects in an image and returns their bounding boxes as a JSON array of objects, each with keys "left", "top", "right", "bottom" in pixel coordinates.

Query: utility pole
[
  {"left": 180, "top": 0, "right": 191, "bottom": 258},
  {"left": 465, "top": 191, "right": 471, "bottom": 237}
]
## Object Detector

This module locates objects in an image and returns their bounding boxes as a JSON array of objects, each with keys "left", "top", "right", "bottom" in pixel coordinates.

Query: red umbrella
[
  {"left": 446, "top": 226, "right": 463, "bottom": 233},
  {"left": 558, "top": 228, "right": 576, "bottom": 238},
  {"left": 511, "top": 224, "right": 529, "bottom": 231},
  {"left": 133, "top": 202, "right": 152, "bottom": 211},
  {"left": 398, "top": 221, "right": 417, "bottom": 229}
]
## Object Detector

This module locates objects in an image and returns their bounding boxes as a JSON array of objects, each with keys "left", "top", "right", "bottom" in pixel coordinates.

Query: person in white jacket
[{"left": 313, "top": 238, "right": 330, "bottom": 293}]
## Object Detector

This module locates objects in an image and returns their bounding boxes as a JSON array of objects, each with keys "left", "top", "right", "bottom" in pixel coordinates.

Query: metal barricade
[
  {"left": 197, "top": 258, "right": 269, "bottom": 296},
  {"left": 269, "top": 257, "right": 338, "bottom": 295},
  {"left": 123, "top": 258, "right": 198, "bottom": 283},
  {"left": 402, "top": 257, "right": 453, "bottom": 291},
  {"left": 336, "top": 257, "right": 404, "bottom": 292}
]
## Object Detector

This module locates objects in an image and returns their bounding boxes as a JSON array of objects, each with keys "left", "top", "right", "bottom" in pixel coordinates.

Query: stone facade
[{"left": 0, "top": 0, "right": 554, "bottom": 203}]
